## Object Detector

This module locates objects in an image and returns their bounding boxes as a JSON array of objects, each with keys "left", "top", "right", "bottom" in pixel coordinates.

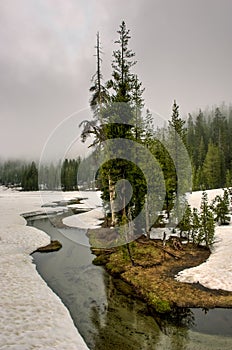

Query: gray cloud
[{"left": 1, "top": 0, "right": 232, "bottom": 159}]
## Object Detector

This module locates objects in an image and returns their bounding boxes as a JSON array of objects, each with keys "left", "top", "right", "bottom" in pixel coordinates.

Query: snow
[
  {"left": 63, "top": 207, "right": 104, "bottom": 229},
  {"left": 2, "top": 185, "right": 232, "bottom": 350},
  {"left": 0, "top": 187, "right": 89, "bottom": 350},
  {"left": 150, "top": 227, "right": 179, "bottom": 240},
  {"left": 176, "top": 188, "right": 232, "bottom": 291},
  {"left": 62, "top": 191, "right": 104, "bottom": 229}
]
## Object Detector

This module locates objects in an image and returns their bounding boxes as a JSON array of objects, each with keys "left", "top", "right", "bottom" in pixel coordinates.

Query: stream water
[{"left": 28, "top": 214, "right": 232, "bottom": 350}]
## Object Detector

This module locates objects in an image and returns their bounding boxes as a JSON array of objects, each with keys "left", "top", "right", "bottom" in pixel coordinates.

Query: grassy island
[{"left": 89, "top": 230, "right": 232, "bottom": 314}]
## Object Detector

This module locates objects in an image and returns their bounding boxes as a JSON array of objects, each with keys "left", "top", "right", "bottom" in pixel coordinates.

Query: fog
[{"left": 1, "top": 0, "right": 232, "bottom": 160}]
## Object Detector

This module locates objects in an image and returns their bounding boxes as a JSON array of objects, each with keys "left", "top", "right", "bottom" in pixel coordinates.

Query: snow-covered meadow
[{"left": 0, "top": 187, "right": 90, "bottom": 350}]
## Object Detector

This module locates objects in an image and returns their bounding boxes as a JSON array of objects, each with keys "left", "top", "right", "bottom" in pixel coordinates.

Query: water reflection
[{"left": 29, "top": 215, "right": 232, "bottom": 350}]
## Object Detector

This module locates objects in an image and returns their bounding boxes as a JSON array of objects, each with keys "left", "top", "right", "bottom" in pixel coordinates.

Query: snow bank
[
  {"left": 63, "top": 208, "right": 104, "bottom": 229},
  {"left": 0, "top": 187, "right": 89, "bottom": 350},
  {"left": 176, "top": 188, "right": 232, "bottom": 291},
  {"left": 62, "top": 191, "right": 104, "bottom": 229}
]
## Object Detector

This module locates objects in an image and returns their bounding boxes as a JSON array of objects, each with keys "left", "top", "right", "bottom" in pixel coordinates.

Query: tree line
[
  {"left": 186, "top": 105, "right": 232, "bottom": 190},
  {"left": 0, "top": 158, "right": 81, "bottom": 191}
]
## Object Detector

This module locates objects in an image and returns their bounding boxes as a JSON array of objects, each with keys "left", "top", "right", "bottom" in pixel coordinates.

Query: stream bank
[
  {"left": 28, "top": 211, "right": 232, "bottom": 350},
  {"left": 89, "top": 231, "right": 232, "bottom": 312}
]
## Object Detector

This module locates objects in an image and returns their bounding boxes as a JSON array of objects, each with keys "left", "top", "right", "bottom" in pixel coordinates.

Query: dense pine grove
[{"left": 186, "top": 105, "right": 232, "bottom": 190}]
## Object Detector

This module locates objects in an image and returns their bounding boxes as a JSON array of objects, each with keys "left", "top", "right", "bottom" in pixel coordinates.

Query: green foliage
[
  {"left": 173, "top": 192, "right": 217, "bottom": 248},
  {"left": 197, "top": 191, "right": 215, "bottom": 248},
  {"left": 211, "top": 189, "right": 230, "bottom": 225},
  {"left": 61, "top": 158, "right": 80, "bottom": 191},
  {"left": 106, "top": 250, "right": 130, "bottom": 274},
  {"left": 186, "top": 105, "right": 232, "bottom": 190},
  {"left": 0, "top": 159, "right": 25, "bottom": 186},
  {"left": 39, "top": 161, "right": 61, "bottom": 190},
  {"left": 191, "top": 207, "right": 200, "bottom": 244},
  {"left": 168, "top": 100, "right": 186, "bottom": 143},
  {"left": 107, "top": 20, "right": 137, "bottom": 103},
  {"left": 167, "top": 101, "right": 191, "bottom": 219},
  {"left": 80, "top": 21, "right": 151, "bottom": 229},
  {"left": 178, "top": 204, "right": 192, "bottom": 240},
  {"left": 78, "top": 21, "right": 231, "bottom": 248},
  {"left": 21, "top": 161, "right": 39, "bottom": 191},
  {"left": 202, "top": 143, "right": 224, "bottom": 189},
  {"left": 147, "top": 293, "right": 171, "bottom": 313},
  {"left": 150, "top": 134, "right": 177, "bottom": 219}
]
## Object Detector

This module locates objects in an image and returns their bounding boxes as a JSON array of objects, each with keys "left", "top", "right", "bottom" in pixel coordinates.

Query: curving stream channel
[{"left": 28, "top": 212, "right": 232, "bottom": 350}]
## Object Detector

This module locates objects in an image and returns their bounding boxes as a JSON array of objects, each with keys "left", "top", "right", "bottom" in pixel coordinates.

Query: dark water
[{"left": 29, "top": 215, "right": 232, "bottom": 350}]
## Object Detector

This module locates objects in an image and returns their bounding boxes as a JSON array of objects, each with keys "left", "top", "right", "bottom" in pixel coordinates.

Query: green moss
[
  {"left": 106, "top": 261, "right": 126, "bottom": 275},
  {"left": 113, "top": 279, "right": 135, "bottom": 296},
  {"left": 36, "top": 240, "right": 62, "bottom": 253},
  {"left": 104, "top": 250, "right": 128, "bottom": 274},
  {"left": 132, "top": 244, "right": 161, "bottom": 262},
  {"left": 147, "top": 293, "right": 171, "bottom": 313},
  {"left": 92, "top": 254, "right": 109, "bottom": 265}
]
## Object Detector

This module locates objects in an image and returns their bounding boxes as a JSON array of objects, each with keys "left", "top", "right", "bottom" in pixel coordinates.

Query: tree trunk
[
  {"left": 126, "top": 243, "right": 135, "bottom": 266},
  {"left": 145, "top": 195, "right": 150, "bottom": 239},
  {"left": 109, "top": 175, "right": 116, "bottom": 226}
]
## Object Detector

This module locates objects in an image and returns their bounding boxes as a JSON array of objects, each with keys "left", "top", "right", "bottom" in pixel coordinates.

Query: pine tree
[
  {"left": 151, "top": 129, "right": 176, "bottom": 219},
  {"left": 89, "top": 32, "right": 109, "bottom": 116},
  {"left": 99, "top": 21, "right": 146, "bottom": 227},
  {"left": 21, "top": 162, "right": 38, "bottom": 191},
  {"left": 178, "top": 204, "right": 192, "bottom": 241},
  {"left": 202, "top": 143, "right": 222, "bottom": 189},
  {"left": 226, "top": 169, "right": 232, "bottom": 188},
  {"left": 79, "top": 32, "right": 109, "bottom": 148},
  {"left": 211, "top": 107, "right": 227, "bottom": 149},
  {"left": 167, "top": 100, "right": 191, "bottom": 225},
  {"left": 131, "top": 75, "right": 145, "bottom": 141},
  {"left": 191, "top": 207, "right": 200, "bottom": 244},
  {"left": 186, "top": 113, "right": 195, "bottom": 158},
  {"left": 198, "top": 191, "right": 215, "bottom": 248},
  {"left": 80, "top": 22, "right": 144, "bottom": 227},
  {"left": 212, "top": 189, "right": 230, "bottom": 225},
  {"left": 184, "top": 104, "right": 232, "bottom": 190},
  {"left": 168, "top": 100, "right": 186, "bottom": 143},
  {"left": 61, "top": 159, "right": 79, "bottom": 191},
  {"left": 197, "top": 137, "right": 206, "bottom": 169},
  {"left": 106, "top": 20, "right": 137, "bottom": 104}
]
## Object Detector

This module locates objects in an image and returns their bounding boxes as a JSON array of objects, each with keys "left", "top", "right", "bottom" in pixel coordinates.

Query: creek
[{"left": 28, "top": 213, "right": 232, "bottom": 350}]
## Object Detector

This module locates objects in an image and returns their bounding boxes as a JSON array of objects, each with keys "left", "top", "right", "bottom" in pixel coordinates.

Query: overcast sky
[{"left": 1, "top": 0, "right": 232, "bottom": 160}]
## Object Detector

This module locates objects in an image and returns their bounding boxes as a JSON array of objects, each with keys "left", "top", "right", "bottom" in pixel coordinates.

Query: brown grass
[{"left": 92, "top": 234, "right": 232, "bottom": 313}]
